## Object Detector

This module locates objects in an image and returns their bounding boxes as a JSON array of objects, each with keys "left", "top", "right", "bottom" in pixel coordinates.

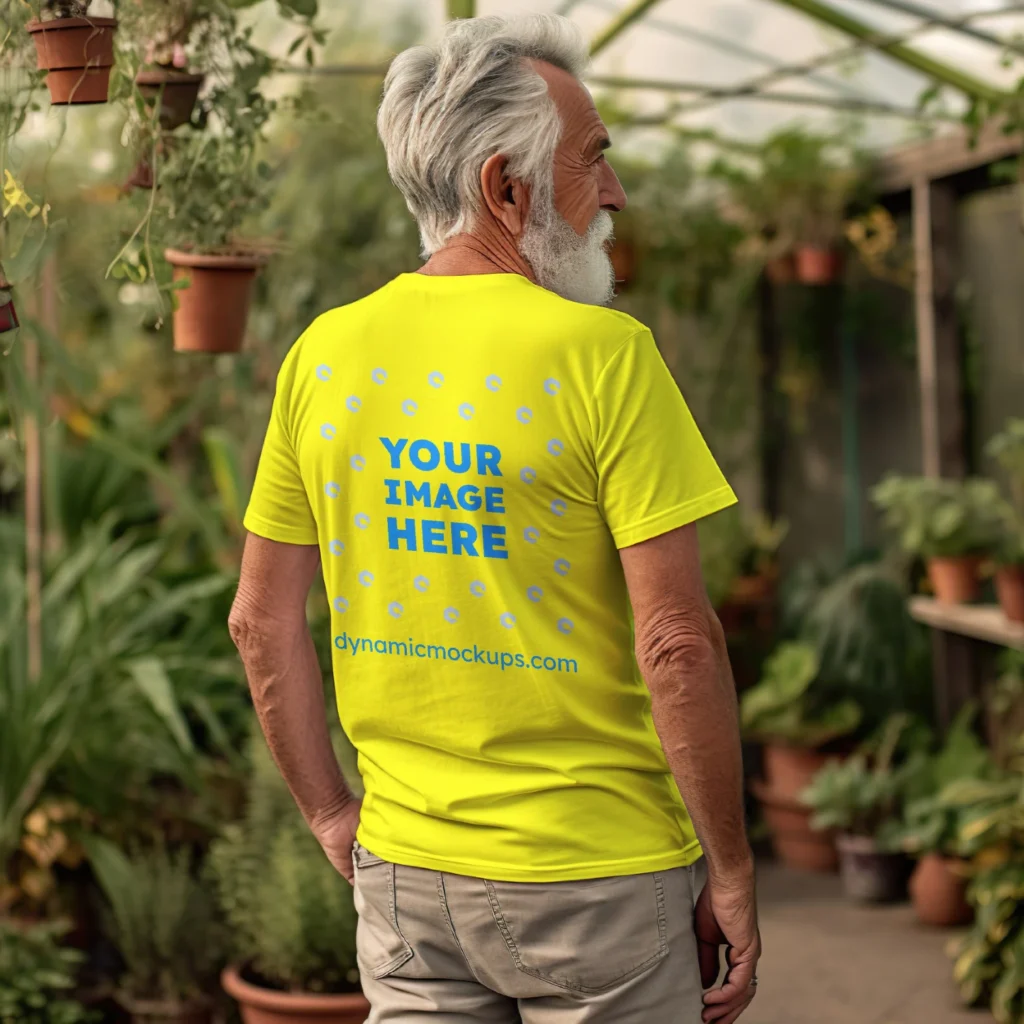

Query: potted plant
[
  {"left": 26, "top": 0, "right": 118, "bottom": 106},
  {"left": 888, "top": 707, "right": 993, "bottom": 926},
  {"left": 742, "top": 642, "right": 861, "bottom": 871},
  {"left": 947, "top": 764, "right": 1024, "bottom": 1024},
  {"left": 0, "top": 919, "right": 97, "bottom": 1024},
  {"left": 872, "top": 475, "right": 1009, "bottom": 604},
  {"left": 112, "top": 8, "right": 283, "bottom": 353},
  {"left": 986, "top": 419, "right": 1024, "bottom": 622},
  {"left": 802, "top": 715, "right": 923, "bottom": 903},
  {"left": 209, "top": 733, "right": 368, "bottom": 1024},
  {"left": 86, "top": 840, "right": 223, "bottom": 1024}
]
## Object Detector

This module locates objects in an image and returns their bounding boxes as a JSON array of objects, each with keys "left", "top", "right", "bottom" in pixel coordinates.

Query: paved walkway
[{"left": 750, "top": 862, "right": 985, "bottom": 1024}]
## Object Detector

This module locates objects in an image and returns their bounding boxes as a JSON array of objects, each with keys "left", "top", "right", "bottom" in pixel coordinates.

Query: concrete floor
[{"left": 750, "top": 862, "right": 986, "bottom": 1024}]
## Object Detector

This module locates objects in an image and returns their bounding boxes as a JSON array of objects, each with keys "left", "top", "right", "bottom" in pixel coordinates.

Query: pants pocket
[
  {"left": 484, "top": 872, "right": 669, "bottom": 994},
  {"left": 353, "top": 844, "right": 414, "bottom": 980}
]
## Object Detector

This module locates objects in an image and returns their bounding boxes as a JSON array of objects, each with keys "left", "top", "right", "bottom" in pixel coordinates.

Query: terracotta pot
[
  {"left": 765, "top": 253, "right": 796, "bottom": 285},
  {"left": 795, "top": 246, "right": 844, "bottom": 286},
  {"left": 118, "top": 993, "right": 212, "bottom": 1024},
  {"left": 222, "top": 966, "right": 369, "bottom": 1024},
  {"left": 751, "top": 780, "right": 838, "bottom": 873},
  {"left": 164, "top": 249, "right": 267, "bottom": 354},
  {"left": 835, "top": 834, "right": 911, "bottom": 903},
  {"left": 136, "top": 69, "right": 204, "bottom": 130},
  {"left": 909, "top": 854, "right": 972, "bottom": 927},
  {"left": 27, "top": 17, "right": 117, "bottom": 105},
  {"left": 927, "top": 555, "right": 982, "bottom": 605},
  {"left": 762, "top": 745, "right": 834, "bottom": 802},
  {"left": 995, "top": 564, "right": 1024, "bottom": 624}
]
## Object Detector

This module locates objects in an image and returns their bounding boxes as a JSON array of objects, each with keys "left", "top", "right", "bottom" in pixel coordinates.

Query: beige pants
[{"left": 353, "top": 843, "right": 706, "bottom": 1023}]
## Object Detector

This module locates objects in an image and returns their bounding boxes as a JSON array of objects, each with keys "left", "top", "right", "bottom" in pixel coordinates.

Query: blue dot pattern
[
  {"left": 527, "top": 586, "right": 543, "bottom": 603},
  {"left": 524, "top": 527, "right": 539, "bottom": 544},
  {"left": 320, "top": 423, "right": 336, "bottom": 440},
  {"left": 554, "top": 558, "right": 570, "bottom": 576},
  {"left": 499, "top": 612, "right": 516, "bottom": 629},
  {"left": 350, "top": 455, "right": 365, "bottom": 471},
  {"left": 428, "top": 371, "right": 444, "bottom": 389},
  {"left": 346, "top": 396, "right": 362, "bottom": 413},
  {"left": 557, "top": 618, "right": 574, "bottom": 634},
  {"left": 354, "top": 513, "right": 370, "bottom": 529},
  {"left": 520, "top": 467, "right": 536, "bottom": 484},
  {"left": 358, "top": 571, "right": 374, "bottom": 587},
  {"left": 333, "top": 596, "right": 348, "bottom": 613},
  {"left": 547, "top": 439, "right": 564, "bottom": 456},
  {"left": 388, "top": 602, "right": 403, "bottom": 618},
  {"left": 550, "top": 499, "right": 566, "bottom": 517},
  {"left": 444, "top": 607, "right": 459, "bottom": 623},
  {"left": 486, "top": 375, "right": 502, "bottom": 392},
  {"left": 329, "top": 539, "right": 344, "bottom": 556},
  {"left": 316, "top": 365, "right": 332, "bottom": 382},
  {"left": 544, "top": 378, "right": 561, "bottom": 396},
  {"left": 325, "top": 482, "right": 340, "bottom": 499},
  {"left": 459, "top": 403, "right": 474, "bottom": 421},
  {"left": 516, "top": 407, "right": 532, "bottom": 424},
  {"left": 372, "top": 368, "right": 387, "bottom": 384},
  {"left": 402, "top": 399, "right": 418, "bottom": 416},
  {"left": 470, "top": 580, "right": 485, "bottom": 598}
]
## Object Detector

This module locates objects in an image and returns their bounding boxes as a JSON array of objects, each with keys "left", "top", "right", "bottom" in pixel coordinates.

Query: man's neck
[{"left": 418, "top": 231, "right": 535, "bottom": 281}]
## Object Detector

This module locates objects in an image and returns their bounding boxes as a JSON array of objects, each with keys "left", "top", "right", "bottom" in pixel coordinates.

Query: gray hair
[{"left": 377, "top": 15, "right": 590, "bottom": 255}]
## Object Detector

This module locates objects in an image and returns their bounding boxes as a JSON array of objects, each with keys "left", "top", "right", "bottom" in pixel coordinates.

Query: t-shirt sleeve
[
  {"left": 243, "top": 346, "right": 319, "bottom": 546},
  {"left": 593, "top": 329, "right": 737, "bottom": 549}
]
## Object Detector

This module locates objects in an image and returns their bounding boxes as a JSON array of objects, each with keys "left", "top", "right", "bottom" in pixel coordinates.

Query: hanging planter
[
  {"left": 164, "top": 249, "right": 268, "bottom": 354},
  {"left": 795, "top": 245, "right": 844, "bottom": 285},
  {"left": 135, "top": 69, "right": 205, "bottom": 130},
  {"left": 27, "top": 5, "right": 117, "bottom": 106}
]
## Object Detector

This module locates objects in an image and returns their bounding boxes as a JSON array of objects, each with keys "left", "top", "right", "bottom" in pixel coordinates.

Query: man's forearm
[
  {"left": 638, "top": 610, "right": 752, "bottom": 884},
  {"left": 231, "top": 612, "right": 355, "bottom": 829}
]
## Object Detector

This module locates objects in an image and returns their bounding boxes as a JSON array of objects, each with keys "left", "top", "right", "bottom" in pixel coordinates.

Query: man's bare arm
[
  {"left": 228, "top": 533, "right": 360, "bottom": 881},
  {"left": 620, "top": 522, "right": 759, "bottom": 1024}
]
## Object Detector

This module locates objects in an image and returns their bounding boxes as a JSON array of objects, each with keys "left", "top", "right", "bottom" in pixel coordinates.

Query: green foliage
[
  {"left": 798, "top": 560, "right": 932, "bottom": 732},
  {"left": 209, "top": 730, "right": 359, "bottom": 994},
  {"left": 886, "top": 706, "right": 996, "bottom": 856},
  {"left": 949, "top": 765, "right": 1024, "bottom": 1023},
  {"left": 872, "top": 475, "right": 1010, "bottom": 559},
  {"left": 740, "top": 642, "right": 861, "bottom": 747},
  {"left": 86, "top": 840, "right": 223, "bottom": 1004},
  {"left": 987, "top": 419, "right": 1024, "bottom": 509},
  {"left": 802, "top": 715, "right": 927, "bottom": 841},
  {"left": 0, "top": 920, "right": 95, "bottom": 1024},
  {"left": 698, "top": 506, "right": 786, "bottom": 608},
  {"left": 0, "top": 518, "right": 240, "bottom": 869},
  {"left": 713, "top": 126, "right": 870, "bottom": 250}
]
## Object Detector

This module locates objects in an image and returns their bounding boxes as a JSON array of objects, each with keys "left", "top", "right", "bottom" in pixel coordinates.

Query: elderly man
[{"left": 231, "top": 14, "right": 759, "bottom": 1024}]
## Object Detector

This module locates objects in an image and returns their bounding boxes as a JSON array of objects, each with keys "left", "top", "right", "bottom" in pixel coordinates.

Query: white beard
[{"left": 519, "top": 196, "right": 616, "bottom": 307}]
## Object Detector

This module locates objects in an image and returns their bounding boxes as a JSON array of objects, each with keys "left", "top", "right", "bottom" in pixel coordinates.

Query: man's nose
[{"left": 600, "top": 164, "right": 627, "bottom": 213}]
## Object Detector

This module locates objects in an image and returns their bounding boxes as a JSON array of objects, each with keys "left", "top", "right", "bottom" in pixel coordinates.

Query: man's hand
[
  {"left": 311, "top": 798, "right": 362, "bottom": 885},
  {"left": 695, "top": 872, "right": 761, "bottom": 1024}
]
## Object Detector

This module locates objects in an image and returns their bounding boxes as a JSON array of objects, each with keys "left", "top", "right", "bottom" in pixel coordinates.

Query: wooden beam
[
  {"left": 912, "top": 177, "right": 967, "bottom": 479},
  {"left": 876, "top": 119, "right": 1021, "bottom": 193},
  {"left": 589, "top": 0, "right": 665, "bottom": 56}
]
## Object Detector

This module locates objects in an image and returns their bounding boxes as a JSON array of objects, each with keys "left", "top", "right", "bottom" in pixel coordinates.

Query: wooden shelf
[{"left": 909, "top": 597, "right": 1024, "bottom": 650}]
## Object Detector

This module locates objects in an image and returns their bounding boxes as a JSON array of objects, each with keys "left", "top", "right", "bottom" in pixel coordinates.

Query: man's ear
[{"left": 479, "top": 153, "right": 530, "bottom": 238}]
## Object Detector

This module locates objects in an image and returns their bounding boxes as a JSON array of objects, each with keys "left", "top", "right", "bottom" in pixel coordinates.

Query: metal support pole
[{"left": 589, "top": 0, "right": 665, "bottom": 56}]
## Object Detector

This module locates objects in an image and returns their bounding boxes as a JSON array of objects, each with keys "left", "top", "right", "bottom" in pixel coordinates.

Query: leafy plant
[
  {"left": 802, "top": 714, "right": 927, "bottom": 841},
  {"left": 885, "top": 706, "right": 996, "bottom": 857},
  {"left": 987, "top": 418, "right": 1024, "bottom": 510},
  {"left": 86, "top": 840, "right": 223, "bottom": 1006},
  {"left": 948, "top": 762, "right": 1024, "bottom": 1023},
  {"left": 0, "top": 517, "right": 238, "bottom": 903},
  {"left": 698, "top": 506, "right": 787, "bottom": 608},
  {"left": 872, "top": 475, "right": 1010, "bottom": 559},
  {"left": 740, "top": 641, "right": 861, "bottom": 748},
  {"left": 0, "top": 919, "right": 96, "bottom": 1024},
  {"left": 209, "top": 728, "right": 359, "bottom": 994}
]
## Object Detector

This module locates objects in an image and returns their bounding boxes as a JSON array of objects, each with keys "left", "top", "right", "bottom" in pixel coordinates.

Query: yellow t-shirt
[{"left": 244, "top": 272, "right": 736, "bottom": 881}]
